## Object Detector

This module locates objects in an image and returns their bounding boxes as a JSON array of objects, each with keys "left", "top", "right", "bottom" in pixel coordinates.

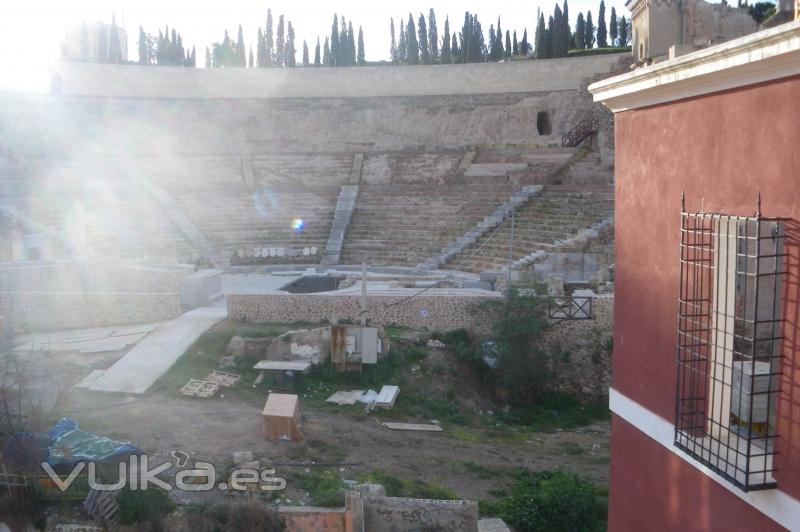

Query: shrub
[
  {"left": 294, "top": 469, "right": 346, "bottom": 507},
  {"left": 361, "top": 469, "right": 457, "bottom": 499},
  {"left": 480, "top": 469, "right": 606, "bottom": 532},
  {"left": 116, "top": 486, "right": 175, "bottom": 526}
]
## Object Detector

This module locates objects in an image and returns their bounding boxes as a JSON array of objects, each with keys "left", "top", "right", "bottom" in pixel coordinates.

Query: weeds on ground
[
  {"left": 116, "top": 486, "right": 175, "bottom": 526},
  {"left": 479, "top": 469, "right": 607, "bottom": 532},
  {"left": 361, "top": 470, "right": 457, "bottom": 499},
  {"left": 291, "top": 469, "right": 347, "bottom": 507},
  {"left": 463, "top": 461, "right": 501, "bottom": 479}
]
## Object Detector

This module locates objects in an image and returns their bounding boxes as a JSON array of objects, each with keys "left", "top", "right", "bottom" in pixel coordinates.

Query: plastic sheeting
[{"left": 45, "top": 417, "right": 139, "bottom": 465}]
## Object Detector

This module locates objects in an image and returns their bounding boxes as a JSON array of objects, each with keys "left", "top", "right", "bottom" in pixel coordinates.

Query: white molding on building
[
  {"left": 609, "top": 388, "right": 800, "bottom": 530},
  {"left": 589, "top": 20, "right": 800, "bottom": 112}
]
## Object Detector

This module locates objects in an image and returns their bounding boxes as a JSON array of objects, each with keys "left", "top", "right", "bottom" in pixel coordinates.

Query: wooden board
[
  {"left": 207, "top": 370, "right": 242, "bottom": 387},
  {"left": 326, "top": 390, "right": 365, "bottom": 405},
  {"left": 253, "top": 360, "right": 312, "bottom": 372},
  {"left": 383, "top": 422, "right": 443, "bottom": 432},
  {"left": 180, "top": 379, "right": 219, "bottom": 398}
]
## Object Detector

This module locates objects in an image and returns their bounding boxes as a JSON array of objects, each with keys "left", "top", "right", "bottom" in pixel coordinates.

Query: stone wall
[
  {"left": 228, "top": 290, "right": 500, "bottom": 333},
  {"left": 0, "top": 260, "right": 185, "bottom": 330},
  {"left": 360, "top": 497, "right": 478, "bottom": 532},
  {"left": 52, "top": 55, "right": 628, "bottom": 99},
  {"left": 542, "top": 296, "right": 613, "bottom": 400}
]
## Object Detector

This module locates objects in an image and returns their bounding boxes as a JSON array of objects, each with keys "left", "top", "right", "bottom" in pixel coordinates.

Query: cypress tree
[
  {"left": 276, "top": 16, "right": 285, "bottom": 66},
  {"left": 348, "top": 21, "right": 356, "bottom": 66},
  {"left": 286, "top": 21, "right": 296, "bottom": 67},
  {"left": 535, "top": 12, "right": 547, "bottom": 59},
  {"left": 576, "top": 13, "right": 586, "bottom": 49},
  {"left": 546, "top": 15, "right": 554, "bottom": 58},
  {"left": 265, "top": 10, "right": 274, "bottom": 66},
  {"left": 257, "top": 28, "right": 266, "bottom": 67},
  {"left": 390, "top": 18, "right": 396, "bottom": 64},
  {"left": 585, "top": 11, "right": 595, "bottom": 49},
  {"left": 330, "top": 14, "right": 339, "bottom": 66},
  {"left": 138, "top": 27, "right": 147, "bottom": 64},
  {"left": 109, "top": 15, "right": 122, "bottom": 64},
  {"left": 610, "top": 7, "right": 618, "bottom": 46},
  {"left": 513, "top": 30, "right": 518, "bottom": 55},
  {"left": 314, "top": 37, "right": 321, "bottom": 65},
  {"left": 248, "top": 46, "right": 254, "bottom": 67},
  {"left": 563, "top": 0, "right": 571, "bottom": 53},
  {"left": 303, "top": 40, "right": 309, "bottom": 66},
  {"left": 619, "top": 15, "right": 628, "bottom": 46},
  {"left": 495, "top": 17, "right": 504, "bottom": 60},
  {"left": 417, "top": 14, "right": 429, "bottom": 64},
  {"left": 97, "top": 23, "right": 108, "bottom": 62},
  {"left": 205, "top": 46, "right": 211, "bottom": 68},
  {"left": 521, "top": 28, "right": 529, "bottom": 55},
  {"left": 597, "top": 1, "right": 607, "bottom": 48},
  {"left": 406, "top": 15, "right": 419, "bottom": 64},
  {"left": 80, "top": 21, "right": 89, "bottom": 61},
  {"left": 461, "top": 12, "right": 471, "bottom": 63},
  {"left": 236, "top": 25, "right": 246, "bottom": 67},
  {"left": 505, "top": 30, "right": 511, "bottom": 59},
  {"left": 323, "top": 36, "right": 331, "bottom": 66},
  {"left": 428, "top": 9, "right": 438, "bottom": 61},
  {"left": 441, "top": 17, "right": 451, "bottom": 63},
  {"left": 357, "top": 27, "right": 365, "bottom": 65},
  {"left": 553, "top": 5, "right": 565, "bottom": 58},
  {"left": 488, "top": 25, "right": 497, "bottom": 61},
  {"left": 451, "top": 32, "right": 459, "bottom": 60},
  {"left": 339, "top": 17, "right": 348, "bottom": 66},
  {"left": 398, "top": 19, "right": 407, "bottom": 63},
  {"left": 190, "top": 45, "right": 196, "bottom": 67}
]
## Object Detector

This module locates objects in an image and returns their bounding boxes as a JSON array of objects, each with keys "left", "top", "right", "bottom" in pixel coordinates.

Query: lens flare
[{"left": 292, "top": 218, "right": 304, "bottom": 232}]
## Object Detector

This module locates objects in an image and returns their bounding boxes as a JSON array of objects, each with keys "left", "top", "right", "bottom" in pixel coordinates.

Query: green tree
[
  {"left": 505, "top": 30, "right": 511, "bottom": 60},
  {"left": 348, "top": 21, "right": 356, "bottom": 66},
  {"left": 257, "top": 28, "right": 265, "bottom": 67},
  {"left": 265, "top": 10, "right": 274, "bottom": 66},
  {"left": 205, "top": 46, "right": 211, "bottom": 68},
  {"left": 248, "top": 45, "right": 254, "bottom": 67},
  {"left": 330, "top": 14, "right": 339, "bottom": 66},
  {"left": 407, "top": 14, "right": 419, "bottom": 64},
  {"left": 552, "top": 6, "right": 566, "bottom": 57},
  {"left": 357, "top": 26, "right": 365, "bottom": 65},
  {"left": 286, "top": 21, "right": 296, "bottom": 67},
  {"left": 513, "top": 30, "right": 518, "bottom": 55},
  {"left": 428, "top": 9, "right": 438, "bottom": 61},
  {"left": 190, "top": 45, "right": 196, "bottom": 67},
  {"left": 275, "top": 15, "right": 285, "bottom": 66},
  {"left": 597, "top": 1, "right": 607, "bottom": 47},
  {"left": 323, "top": 36, "right": 331, "bottom": 66},
  {"left": 109, "top": 14, "right": 122, "bottom": 64},
  {"left": 585, "top": 10, "right": 595, "bottom": 48},
  {"left": 535, "top": 12, "right": 547, "bottom": 59},
  {"left": 489, "top": 24, "right": 498, "bottom": 60},
  {"left": 521, "top": 28, "right": 529, "bottom": 55},
  {"left": 495, "top": 17, "right": 504, "bottom": 60},
  {"left": 138, "top": 27, "right": 151, "bottom": 65},
  {"left": 619, "top": 15, "right": 628, "bottom": 46},
  {"left": 390, "top": 18, "right": 397, "bottom": 64},
  {"left": 314, "top": 37, "right": 321, "bottom": 65},
  {"left": 450, "top": 32, "right": 459, "bottom": 59},
  {"left": 563, "top": 0, "right": 571, "bottom": 52},
  {"left": 417, "top": 13, "right": 430, "bottom": 64},
  {"left": 546, "top": 15, "right": 554, "bottom": 58},
  {"left": 441, "top": 16, "right": 451, "bottom": 63},
  {"left": 302, "top": 40, "right": 309, "bottom": 66},
  {"left": 749, "top": 2, "right": 776, "bottom": 23},
  {"left": 236, "top": 25, "right": 246, "bottom": 67},
  {"left": 610, "top": 6, "right": 618, "bottom": 46},
  {"left": 575, "top": 13, "right": 586, "bottom": 49}
]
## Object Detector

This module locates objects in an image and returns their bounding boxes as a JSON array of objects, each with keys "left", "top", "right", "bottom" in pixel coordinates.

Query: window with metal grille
[{"left": 675, "top": 198, "right": 785, "bottom": 491}]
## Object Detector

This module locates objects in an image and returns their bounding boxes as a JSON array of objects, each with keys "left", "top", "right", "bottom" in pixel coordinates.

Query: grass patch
[
  {"left": 361, "top": 470, "right": 457, "bottom": 499},
  {"left": 479, "top": 469, "right": 607, "bottom": 532},
  {"left": 463, "top": 461, "right": 501, "bottom": 479},
  {"left": 494, "top": 392, "right": 610, "bottom": 433},
  {"left": 117, "top": 486, "right": 175, "bottom": 526},
  {"left": 559, "top": 442, "right": 586, "bottom": 456},
  {"left": 292, "top": 469, "right": 346, "bottom": 507}
]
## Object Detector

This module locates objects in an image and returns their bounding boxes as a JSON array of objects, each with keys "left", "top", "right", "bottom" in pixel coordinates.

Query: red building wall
[{"left": 611, "top": 74, "right": 800, "bottom": 529}]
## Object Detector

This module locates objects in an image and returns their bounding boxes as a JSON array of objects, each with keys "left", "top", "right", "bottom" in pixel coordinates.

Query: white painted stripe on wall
[{"left": 609, "top": 388, "right": 800, "bottom": 531}]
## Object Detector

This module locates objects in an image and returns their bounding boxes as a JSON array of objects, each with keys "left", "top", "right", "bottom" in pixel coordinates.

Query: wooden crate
[
  {"left": 207, "top": 370, "right": 242, "bottom": 387},
  {"left": 180, "top": 379, "right": 219, "bottom": 398}
]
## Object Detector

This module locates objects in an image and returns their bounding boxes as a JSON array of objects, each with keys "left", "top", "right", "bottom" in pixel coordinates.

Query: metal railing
[{"left": 561, "top": 117, "right": 600, "bottom": 148}]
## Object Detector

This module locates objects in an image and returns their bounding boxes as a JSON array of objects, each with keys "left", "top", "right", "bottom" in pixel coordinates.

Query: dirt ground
[{"left": 10, "top": 322, "right": 611, "bottom": 508}]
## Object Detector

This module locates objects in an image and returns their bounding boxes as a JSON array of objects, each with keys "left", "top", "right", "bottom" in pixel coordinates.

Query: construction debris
[
  {"left": 206, "top": 370, "right": 241, "bottom": 387},
  {"left": 326, "top": 390, "right": 366, "bottom": 405},
  {"left": 180, "top": 379, "right": 220, "bottom": 398},
  {"left": 374, "top": 385, "right": 400, "bottom": 409},
  {"left": 427, "top": 339, "right": 446, "bottom": 348},
  {"left": 383, "top": 422, "right": 444, "bottom": 432},
  {"left": 262, "top": 393, "right": 305, "bottom": 441}
]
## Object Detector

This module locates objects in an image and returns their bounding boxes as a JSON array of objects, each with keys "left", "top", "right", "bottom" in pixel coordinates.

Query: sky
[{"left": 0, "top": 0, "right": 630, "bottom": 92}]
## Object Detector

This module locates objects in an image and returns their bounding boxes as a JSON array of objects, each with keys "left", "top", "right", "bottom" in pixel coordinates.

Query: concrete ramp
[{"left": 89, "top": 307, "right": 227, "bottom": 394}]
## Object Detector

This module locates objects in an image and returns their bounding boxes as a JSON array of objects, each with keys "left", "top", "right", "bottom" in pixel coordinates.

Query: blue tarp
[{"left": 45, "top": 417, "right": 139, "bottom": 465}]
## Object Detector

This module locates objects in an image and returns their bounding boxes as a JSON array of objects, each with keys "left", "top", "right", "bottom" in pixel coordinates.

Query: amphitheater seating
[
  {"left": 443, "top": 185, "right": 614, "bottom": 273},
  {"left": 461, "top": 146, "right": 576, "bottom": 185},
  {"left": 339, "top": 184, "right": 519, "bottom": 267}
]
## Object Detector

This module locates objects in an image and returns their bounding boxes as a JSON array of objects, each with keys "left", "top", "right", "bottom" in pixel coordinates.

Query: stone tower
[{"left": 627, "top": 0, "right": 758, "bottom": 62}]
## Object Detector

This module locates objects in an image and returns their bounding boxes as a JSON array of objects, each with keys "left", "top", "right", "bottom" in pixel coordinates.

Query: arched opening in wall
[{"left": 536, "top": 111, "right": 551, "bottom": 136}]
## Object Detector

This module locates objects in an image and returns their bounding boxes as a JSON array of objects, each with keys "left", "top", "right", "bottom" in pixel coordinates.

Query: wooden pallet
[
  {"left": 207, "top": 370, "right": 242, "bottom": 388},
  {"left": 180, "top": 379, "right": 220, "bottom": 398}
]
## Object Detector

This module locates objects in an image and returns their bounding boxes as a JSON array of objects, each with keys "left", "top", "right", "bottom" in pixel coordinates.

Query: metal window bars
[{"left": 674, "top": 195, "right": 786, "bottom": 491}]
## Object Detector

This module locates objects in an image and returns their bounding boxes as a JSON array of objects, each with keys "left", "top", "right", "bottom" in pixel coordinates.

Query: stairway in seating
[
  {"left": 321, "top": 185, "right": 359, "bottom": 265},
  {"left": 562, "top": 117, "right": 599, "bottom": 148}
]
